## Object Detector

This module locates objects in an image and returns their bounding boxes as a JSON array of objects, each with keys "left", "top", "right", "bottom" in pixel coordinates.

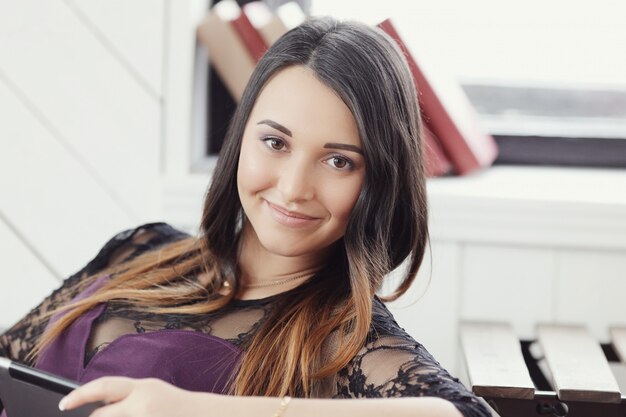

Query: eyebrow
[
  {"left": 257, "top": 119, "right": 292, "bottom": 137},
  {"left": 256, "top": 119, "right": 363, "bottom": 155},
  {"left": 324, "top": 143, "right": 363, "bottom": 155}
]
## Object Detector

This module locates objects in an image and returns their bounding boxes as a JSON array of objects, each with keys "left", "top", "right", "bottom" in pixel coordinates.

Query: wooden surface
[
  {"left": 537, "top": 324, "right": 621, "bottom": 403},
  {"left": 610, "top": 326, "right": 626, "bottom": 363},
  {"left": 609, "top": 363, "right": 626, "bottom": 398},
  {"left": 460, "top": 322, "right": 535, "bottom": 399}
]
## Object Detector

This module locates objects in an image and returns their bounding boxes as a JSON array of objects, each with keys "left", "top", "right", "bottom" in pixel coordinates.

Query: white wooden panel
[
  {"left": 428, "top": 167, "right": 626, "bottom": 251},
  {"left": 386, "top": 241, "right": 462, "bottom": 374},
  {"left": 164, "top": 0, "right": 210, "bottom": 178},
  {"left": 0, "top": 220, "right": 60, "bottom": 330},
  {"left": 67, "top": 0, "right": 165, "bottom": 96},
  {"left": 460, "top": 322, "right": 535, "bottom": 399},
  {"left": 0, "top": 79, "right": 136, "bottom": 278},
  {"left": 460, "top": 244, "right": 555, "bottom": 339},
  {"left": 161, "top": 175, "right": 209, "bottom": 232},
  {"left": 0, "top": 0, "right": 160, "bottom": 219},
  {"left": 556, "top": 250, "right": 626, "bottom": 340}
]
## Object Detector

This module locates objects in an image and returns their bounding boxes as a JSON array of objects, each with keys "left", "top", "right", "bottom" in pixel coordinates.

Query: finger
[
  {"left": 59, "top": 376, "right": 134, "bottom": 411},
  {"left": 87, "top": 399, "right": 130, "bottom": 417}
]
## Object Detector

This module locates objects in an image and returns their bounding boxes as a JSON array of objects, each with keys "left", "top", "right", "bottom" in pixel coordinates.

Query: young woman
[{"left": 0, "top": 17, "right": 490, "bottom": 417}]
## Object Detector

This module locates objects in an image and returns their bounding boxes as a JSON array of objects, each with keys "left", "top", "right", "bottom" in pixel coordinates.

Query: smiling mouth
[{"left": 265, "top": 201, "right": 320, "bottom": 227}]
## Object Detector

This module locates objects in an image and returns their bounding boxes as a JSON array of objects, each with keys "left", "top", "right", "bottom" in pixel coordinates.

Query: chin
[
  {"left": 259, "top": 239, "right": 313, "bottom": 258},
  {"left": 257, "top": 230, "right": 342, "bottom": 259}
]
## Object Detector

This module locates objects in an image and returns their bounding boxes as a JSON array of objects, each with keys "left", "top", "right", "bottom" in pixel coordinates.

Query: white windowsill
[
  {"left": 429, "top": 165, "right": 626, "bottom": 250},
  {"left": 162, "top": 165, "right": 626, "bottom": 250}
]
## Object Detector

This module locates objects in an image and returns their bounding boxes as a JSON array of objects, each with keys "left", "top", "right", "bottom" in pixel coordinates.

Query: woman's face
[{"left": 237, "top": 66, "right": 365, "bottom": 259}]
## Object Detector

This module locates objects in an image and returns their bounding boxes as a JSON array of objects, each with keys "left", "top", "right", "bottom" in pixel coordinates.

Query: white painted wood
[
  {"left": 0, "top": 220, "right": 60, "bottom": 330},
  {"left": 610, "top": 327, "right": 626, "bottom": 363},
  {"left": 428, "top": 166, "right": 626, "bottom": 250},
  {"left": 537, "top": 324, "right": 621, "bottom": 403},
  {"left": 65, "top": 0, "right": 165, "bottom": 97},
  {"left": 161, "top": 174, "right": 211, "bottom": 232},
  {"left": 460, "top": 322, "right": 535, "bottom": 399},
  {"left": 0, "top": 79, "right": 136, "bottom": 278},
  {"left": 460, "top": 244, "right": 555, "bottom": 339},
  {"left": 0, "top": 0, "right": 161, "bottom": 220},
  {"left": 386, "top": 241, "right": 462, "bottom": 374},
  {"left": 555, "top": 250, "right": 626, "bottom": 341},
  {"left": 610, "top": 362, "right": 626, "bottom": 397},
  {"left": 163, "top": 0, "right": 209, "bottom": 178}
]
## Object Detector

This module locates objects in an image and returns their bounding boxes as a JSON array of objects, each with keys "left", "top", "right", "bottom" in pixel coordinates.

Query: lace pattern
[{"left": 0, "top": 223, "right": 490, "bottom": 417}]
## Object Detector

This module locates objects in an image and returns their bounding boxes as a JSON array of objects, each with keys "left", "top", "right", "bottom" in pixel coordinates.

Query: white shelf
[{"left": 428, "top": 165, "right": 626, "bottom": 250}]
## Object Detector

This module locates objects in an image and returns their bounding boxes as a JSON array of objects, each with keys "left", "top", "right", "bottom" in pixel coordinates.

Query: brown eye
[
  {"left": 332, "top": 157, "right": 347, "bottom": 168},
  {"left": 270, "top": 138, "right": 284, "bottom": 150},
  {"left": 262, "top": 137, "right": 286, "bottom": 151},
  {"left": 326, "top": 155, "right": 354, "bottom": 171}
]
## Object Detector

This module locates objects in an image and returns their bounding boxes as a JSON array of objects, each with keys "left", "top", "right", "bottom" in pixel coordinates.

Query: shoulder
[
  {"left": 335, "top": 298, "right": 491, "bottom": 415},
  {"left": 368, "top": 296, "right": 415, "bottom": 342},
  {"left": 366, "top": 298, "right": 447, "bottom": 374},
  {"left": 82, "top": 222, "right": 192, "bottom": 275},
  {"left": 106, "top": 222, "right": 191, "bottom": 248}
]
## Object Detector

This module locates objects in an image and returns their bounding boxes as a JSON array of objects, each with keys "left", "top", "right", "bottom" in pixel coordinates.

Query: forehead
[{"left": 247, "top": 66, "right": 361, "bottom": 146}]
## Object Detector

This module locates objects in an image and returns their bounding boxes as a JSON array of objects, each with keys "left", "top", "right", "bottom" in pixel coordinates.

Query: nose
[{"left": 276, "top": 156, "right": 315, "bottom": 203}]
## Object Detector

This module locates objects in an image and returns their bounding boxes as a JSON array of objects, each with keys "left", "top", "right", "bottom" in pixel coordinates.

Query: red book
[
  {"left": 243, "top": 1, "right": 289, "bottom": 46},
  {"left": 198, "top": 0, "right": 256, "bottom": 101},
  {"left": 378, "top": 19, "right": 498, "bottom": 175},
  {"left": 232, "top": 4, "right": 269, "bottom": 62},
  {"left": 422, "top": 124, "right": 454, "bottom": 177},
  {"left": 376, "top": 19, "right": 453, "bottom": 177}
]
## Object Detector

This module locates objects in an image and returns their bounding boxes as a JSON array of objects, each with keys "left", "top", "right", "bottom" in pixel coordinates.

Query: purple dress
[{"left": 35, "top": 275, "right": 242, "bottom": 394}]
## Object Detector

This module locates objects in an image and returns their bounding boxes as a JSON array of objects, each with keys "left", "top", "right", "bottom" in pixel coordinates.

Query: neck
[{"left": 236, "top": 222, "right": 325, "bottom": 297}]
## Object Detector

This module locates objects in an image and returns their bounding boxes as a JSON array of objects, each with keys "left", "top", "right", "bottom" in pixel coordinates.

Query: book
[
  {"left": 275, "top": 1, "right": 306, "bottom": 32},
  {"left": 231, "top": 2, "right": 269, "bottom": 62},
  {"left": 197, "top": 0, "right": 256, "bottom": 101},
  {"left": 378, "top": 18, "right": 498, "bottom": 175},
  {"left": 422, "top": 123, "right": 454, "bottom": 177},
  {"left": 376, "top": 19, "right": 454, "bottom": 177},
  {"left": 243, "top": 1, "right": 289, "bottom": 46}
]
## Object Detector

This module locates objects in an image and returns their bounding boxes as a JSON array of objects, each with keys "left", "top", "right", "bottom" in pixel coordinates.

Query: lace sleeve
[
  {"left": 0, "top": 222, "right": 189, "bottom": 365},
  {"left": 334, "top": 300, "right": 491, "bottom": 417}
]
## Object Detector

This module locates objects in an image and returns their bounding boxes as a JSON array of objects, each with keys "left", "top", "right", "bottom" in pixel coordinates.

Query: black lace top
[{"left": 0, "top": 223, "right": 490, "bottom": 417}]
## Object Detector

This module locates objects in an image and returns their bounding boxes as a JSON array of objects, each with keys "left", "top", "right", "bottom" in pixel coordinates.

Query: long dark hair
[
  {"left": 34, "top": 17, "right": 428, "bottom": 398},
  {"left": 206, "top": 16, "right": 427, "bottom": 297}
]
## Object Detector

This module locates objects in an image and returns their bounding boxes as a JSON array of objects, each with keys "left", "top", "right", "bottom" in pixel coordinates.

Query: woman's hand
[{"left": 59, "top": 376, "right": 216, "bottom": 417}]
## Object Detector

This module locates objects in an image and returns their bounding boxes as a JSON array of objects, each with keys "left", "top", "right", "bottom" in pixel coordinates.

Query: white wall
[
  {"left": 312, "top": 0, "right": 626, "bottom": 89},
  {"left": 1, "top": 1, "right": 625, "bottom": 382},
  {"left": 0, "top": 0, "right": 166, "bottom": 327}
]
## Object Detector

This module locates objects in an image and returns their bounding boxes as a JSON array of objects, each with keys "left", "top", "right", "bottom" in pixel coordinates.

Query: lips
[{"left": 266, "top": 201, "right": 320, "bottom": 228}]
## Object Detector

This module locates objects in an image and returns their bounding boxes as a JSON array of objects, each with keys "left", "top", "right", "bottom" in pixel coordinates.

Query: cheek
[
  {"left": 323, "top": 176, "right": 364, "bottom": 225},
  {"left": 237, "top": 141, "right": 273, "bottom": 195}
]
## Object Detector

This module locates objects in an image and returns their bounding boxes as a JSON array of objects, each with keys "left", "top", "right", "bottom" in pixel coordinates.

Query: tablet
[{"left": 0, "top": 357, "right": 102, "bottom": 417}]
